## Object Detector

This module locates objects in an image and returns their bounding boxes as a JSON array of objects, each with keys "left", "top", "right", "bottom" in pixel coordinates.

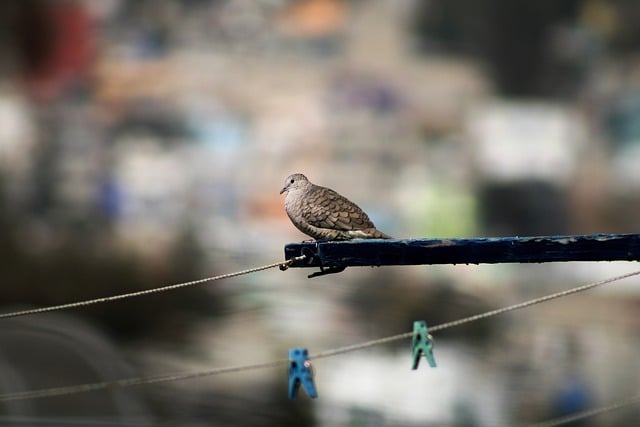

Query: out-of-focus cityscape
[{"left": 1, "top": 0, "right": 640, "bottom": 425}]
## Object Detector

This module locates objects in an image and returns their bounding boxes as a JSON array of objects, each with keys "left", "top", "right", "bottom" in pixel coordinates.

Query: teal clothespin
[
  {"left": 411, "top": 320, "right": 436, "bottom": 369},
  {"left": 288, "top": 348, "right": 318, "bottom": 399}
]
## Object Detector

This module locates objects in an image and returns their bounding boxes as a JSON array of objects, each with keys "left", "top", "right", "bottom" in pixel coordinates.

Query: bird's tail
[{"left": 371, "top": 229, "right": 392, "bottom": 239}]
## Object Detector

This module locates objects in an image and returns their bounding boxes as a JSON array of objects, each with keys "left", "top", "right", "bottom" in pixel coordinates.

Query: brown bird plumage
[{"left": 279, "top": 173, "right": 392, "bottom": 241}]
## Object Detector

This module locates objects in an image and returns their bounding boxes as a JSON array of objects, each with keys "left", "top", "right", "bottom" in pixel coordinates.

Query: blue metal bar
[{"left": 284, "top": 233, "right": 640, "bottom": 277}]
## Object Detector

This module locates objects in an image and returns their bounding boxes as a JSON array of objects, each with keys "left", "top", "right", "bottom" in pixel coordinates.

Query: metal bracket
[
  {"left": 308, "top": 265, "right": 347, "bottom": 279},
  {"left": 299, "top": 244, "right": 347, "bottom": 278}
]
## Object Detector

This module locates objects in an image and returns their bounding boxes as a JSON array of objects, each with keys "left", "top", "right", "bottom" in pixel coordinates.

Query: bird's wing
[{"left": 302, "top": 185, "right": 375, "bottom": 231}]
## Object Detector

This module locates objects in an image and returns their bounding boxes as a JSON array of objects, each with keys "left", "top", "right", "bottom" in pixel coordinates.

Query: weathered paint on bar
[{"left": 284, "top": 234, "right": 640, "bottom": 272}]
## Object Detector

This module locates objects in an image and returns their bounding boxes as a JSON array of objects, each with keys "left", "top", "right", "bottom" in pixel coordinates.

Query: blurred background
[{"left": 1, "top": 0, "right": 640, "bottom": 425}]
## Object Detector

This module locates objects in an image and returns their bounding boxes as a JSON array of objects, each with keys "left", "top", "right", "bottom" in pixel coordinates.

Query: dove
[{"left": 279, "top": 173, "right": 392, "bottom": 241}]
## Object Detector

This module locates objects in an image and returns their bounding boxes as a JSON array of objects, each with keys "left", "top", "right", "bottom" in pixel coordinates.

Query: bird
[{"left": 279, "top": 173, "right": 392, "bottom": 241}]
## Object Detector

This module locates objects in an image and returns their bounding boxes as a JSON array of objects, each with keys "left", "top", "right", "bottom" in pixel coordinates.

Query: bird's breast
[{"left": 284, "top": 190, "right": 302, "bottom": 212}]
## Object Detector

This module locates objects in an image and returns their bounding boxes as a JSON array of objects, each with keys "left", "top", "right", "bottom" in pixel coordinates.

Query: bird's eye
[{"left": 290, "top": 178, "right": 294, "bottom": 184}]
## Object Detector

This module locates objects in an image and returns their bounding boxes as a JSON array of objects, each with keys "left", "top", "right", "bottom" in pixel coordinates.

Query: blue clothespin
[
  {"left": 411, "top": 320, "right": 437, "bottom": 369},
  {"left": 288, "top": 348, "right": 318, "bottom": 399}
]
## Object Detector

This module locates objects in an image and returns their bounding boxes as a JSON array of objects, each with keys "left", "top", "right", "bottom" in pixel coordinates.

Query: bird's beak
[{"left": 279, "top": 186, "right": 287, "bottom": 195}]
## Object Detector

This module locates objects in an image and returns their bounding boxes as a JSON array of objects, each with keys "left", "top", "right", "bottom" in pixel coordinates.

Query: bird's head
[{"left": 280, "top": 173, "right": 309, "bottom": 194}]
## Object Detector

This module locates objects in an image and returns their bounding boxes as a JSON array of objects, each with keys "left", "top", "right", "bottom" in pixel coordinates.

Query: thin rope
[
  {"left": 311, "top": 331, "right": 415, "bottom": 359},
  {"left": 530, "top": 393, "right": 640, "bottom": 427},
  {"left": 310, "top": 269, "right": 640, "bottom": 357},
  {"left": 0, "top": 255, "right": 306, "bottom": 320},
  {"left": 430, "top": 269, "right": 640, "bottom": 332},
  {"left": 0, "top": 268, "right": 637, "bottom": 403},
  {"left": 0, "top": 358, "right": 289, "bottom": 401}
]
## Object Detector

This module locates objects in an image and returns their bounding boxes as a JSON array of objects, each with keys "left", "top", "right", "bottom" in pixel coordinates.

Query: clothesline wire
[
  {"left": 1, "top": 268, "right": 638, "bottom": 403},
  {"left": 0, "top": 358, "right": 290, "bottom": 402},
  {"left": 529, "top": 393, "right": 640, "bottom": 427},
  {"left": 310, "top": 269, "right": 640, "bottom": 358},
  {"left": 0, "top": 255, "right": 306, "bottom": 320}
]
